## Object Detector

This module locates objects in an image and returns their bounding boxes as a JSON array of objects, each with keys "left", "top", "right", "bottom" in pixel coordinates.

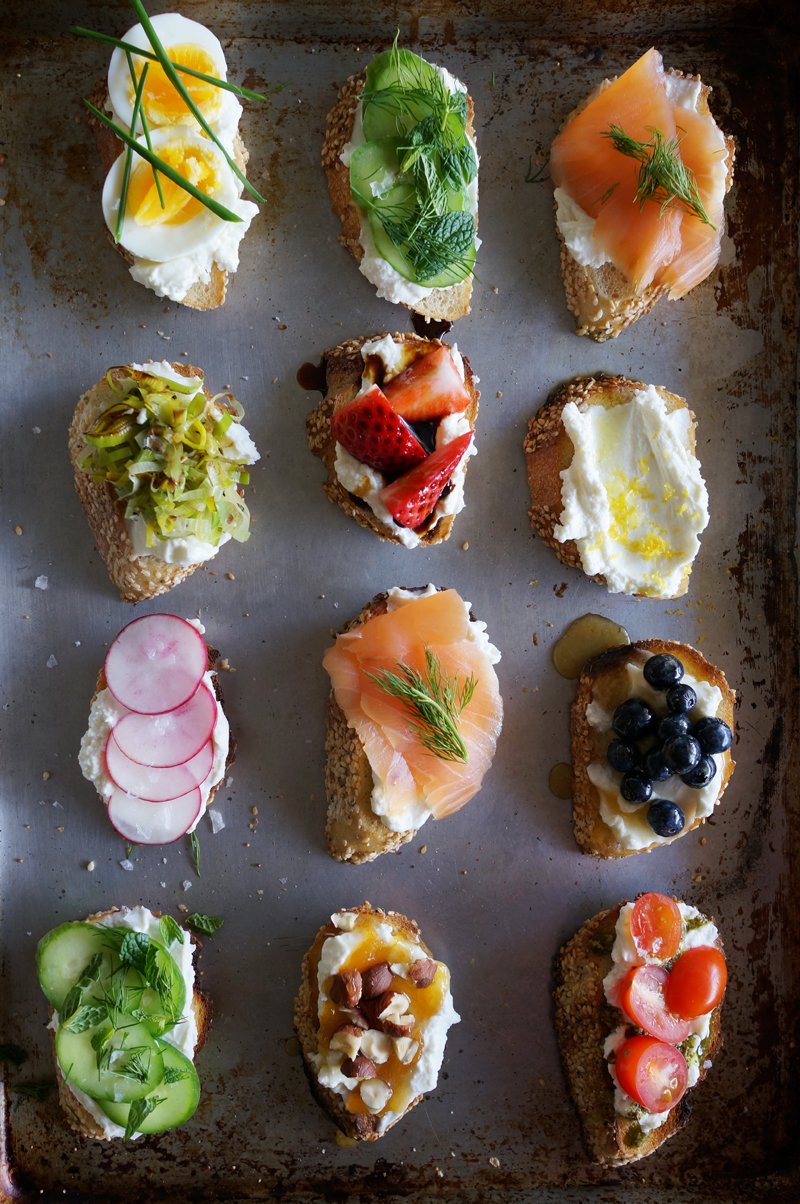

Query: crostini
[
  {"left": 306, "top": 332, "right": 479, "bottom": 547},
  {"left": 550, "top": 48, "right": 735, "bottom": 341},
  {"left": 70, "top": 359, "right": 259, "bottom": 602},
  {"left": 524, "top": 374, "right": 709, "bottom": 599},
  {"left": 323, "top": 41, "right": 478, "bottom": 321},
  {"left": 294, "top": 902, "right": 459, "bottom": 1140},
  {"left": 571, "top": 640, "right": 735, "bottom": 857},
  {"left": 555, "top": 893, "right": 727, "bottom": 1164},
  {"left": 321, "top": 585, "right": 503, "bottom": 863},
  {"left": 78, "top": 613, "right": 233, "bottom": 844},
  {"left": 37, "top": 906, "right": 208, "bottom": 1140},
  {"left": 81, "top": 10, "right": 262, "bottom": 308}
]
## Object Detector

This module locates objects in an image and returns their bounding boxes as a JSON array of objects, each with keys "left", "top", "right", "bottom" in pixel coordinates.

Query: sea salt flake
[
  {"left": 35, "top": 576, "right": 48, "bottom": 590},
  {"left": 208, "top": 808, "right": 225, "bottom": 834},
  {"left": 46, "top": 654, "right": 58, "bottom": 668},
  {"left": 181, "top": 880, "right": 192, "bottom": 892},
  {"left": 119, "top": 859, "right": 134, "bottom": 871}
]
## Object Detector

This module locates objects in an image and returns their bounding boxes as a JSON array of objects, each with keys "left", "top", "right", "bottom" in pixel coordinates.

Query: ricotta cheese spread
[
  {"left": 78, "top": 620, "right": 229, "bottom": 830},
  {"left": 554, "top": 386, "right": 709, "bottom": 597},
  {"left": 587, "top": 662, "right": 726, "bottom": 850},
  {"left": 309, "top": 911, "right": 460, "bottom": 1133},
  {"left": 50, "top": 906, "right": 197, "bottom": 1140}
]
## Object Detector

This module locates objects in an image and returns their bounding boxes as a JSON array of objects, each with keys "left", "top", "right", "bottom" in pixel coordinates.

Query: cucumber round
[
  {"left": 99, "top": 1041, "right": 200, "bottom": 1135},
  {"left": 349, "top": 138, "right": 405, "bottom": 209},
  {"left": 368, "top": 211, "right": 476, "bottom": 288},
  {"left": 36, "top": 922, "right": 115, "bottom": 1011},
  {"left": 56, "top": 1018, "right": 164, "bottom": 1103},
  {"left": 363, "top": 49, "right": 441, "bottom": 141}
]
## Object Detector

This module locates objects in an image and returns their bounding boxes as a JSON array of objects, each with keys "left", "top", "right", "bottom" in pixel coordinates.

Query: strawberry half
[
  {"left": 331, "top": 385, "right": 427, "bottom": 476},
  {"left": 379, "top": 432, "right": 473, "bottom": 530},
  {"left": 383, "top": 346, "right": 471, "bottom": 422}
]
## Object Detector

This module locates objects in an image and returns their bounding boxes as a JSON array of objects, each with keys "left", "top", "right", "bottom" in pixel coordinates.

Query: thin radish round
[
  {"left": 105, "top": 732, "right": 214, "bottom": 802},
  {"left": 112, "top": 682, "right": 217, "bottom": 769},
  {"left": 107, "top": 787, "right": 202, "bottom": 845},
  {"left": 104, "top": 614, "right": 207, "bottom": 715}
]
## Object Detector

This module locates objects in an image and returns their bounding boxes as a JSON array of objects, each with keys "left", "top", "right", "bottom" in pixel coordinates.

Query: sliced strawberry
[
  {"left": 331, "top": 385, "right": 427, "bottom": 476},
  {"left": 383, "top": 346, "right": 471, "bottom": 422},
  {"left": 379, "top": 432, "right": 472, "bottom": 530}
]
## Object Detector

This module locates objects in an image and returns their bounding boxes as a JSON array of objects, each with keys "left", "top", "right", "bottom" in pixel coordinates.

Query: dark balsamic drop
[
  {"left": 296, "top": 361, "right": 327, "bottom": 393},
  {"left": 411, "top": 312, "right": 453, "bottom": 339}
]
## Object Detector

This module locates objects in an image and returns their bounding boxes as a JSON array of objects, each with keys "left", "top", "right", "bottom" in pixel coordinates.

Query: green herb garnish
[
  {"left": 189, "top": 831, "right": 201, "bottom": 877},
  {"left": 0, "top": 1044, "right": 27, "bottom": 1067},
  {"left": 119, "top": 1049, "right": 151, "bottom": 1083},
  {"left": 114, "top": 53, "right": 150, "bottom": 241},
  {"left": 160, "top": 915, "right": 185, "bottom": 947},
  {"left": 366, "top": 648, "right": 477, "bottom": 763},
  {"left": 61, "top": 952, "right": 104, "bottom": 1020},
  {"left": 124, "top": 1094, "right": 166, "bottom": 1140},
  {"left": 64, "top": 1004, "right": 108, "bottom": 1034},
  {"left": 185, "top": 913, "right": 224, "bottom": 937},
  {"left": 163, "top": 1064, "right": 191, "bottom": 1084},
  {"left": 603, "top": 123, "right": 714, "bottom": 228}
]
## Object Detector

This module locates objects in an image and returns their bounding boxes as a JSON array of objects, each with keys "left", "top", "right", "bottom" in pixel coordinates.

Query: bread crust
[
  {"left": 570, "top": 639, "right": 735, "bottom": 857},
  {"left": 51, "top": 907, "right": 211, "bottom": 1141},
  {"left": 70, "top": 362, "right": 212, "bottom": 602},
  {"left": 87, "top": 83, "right": 250, "bottom": 311},
  {"left": 555, "top": 69, "right": 735, "bottom": 341},
  {"left": 306, "top": 332, "right": 479, "bottom": 547},
  {"left": 293, "top": 902, "right": 430, "bottom": 1140},
  {"left": 553, "top": 900, "right": 724, "bottom": 1165},
  {"left": 322, "top": 71, "right": 475, "bottom": 321},
  {"left": 523, "top": 373, "right": 697, "bottom": 599}
]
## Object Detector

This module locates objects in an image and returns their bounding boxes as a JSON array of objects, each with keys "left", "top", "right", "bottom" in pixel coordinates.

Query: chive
[
  {"left": 84, "top": 100, "right": 243, "bottom": 223},
  {"left": 69, "top": 26, "right": 269, "bottom": 103},
  {"left": 138, "top": 106, "right": 164, "bottom": 210},
  {"left": 115, "top": 56, "right": 149, "bottom": 242},
  {"left": 128, "top": 1, "right": 264, "bottom": 205}
]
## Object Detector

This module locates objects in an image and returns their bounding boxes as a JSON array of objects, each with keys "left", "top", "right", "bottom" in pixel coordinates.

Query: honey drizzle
[{"left": 552, "top": 613, "right": 630, "bottom": 679}]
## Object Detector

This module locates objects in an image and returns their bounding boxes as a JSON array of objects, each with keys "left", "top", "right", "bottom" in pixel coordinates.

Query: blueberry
[
  {"left": 681, "top": 756, "right": 717, "bottom": 788},
  {"left": 612, "top": 698, "right": 656, "bottom": 742},
  {"left": 620, "top": 771, "right": 653, "bottom": 804},
  {"left": 647, "top": 799, "right": 686, "bottom": 837},
  {"left": 607, "top": 740, "right": 640, "bottom": 773},
  {"left": 658, "top": 713, "right": 691, "bottom": 742},
  {"left": 662, "top": 734, "right": 702, "bottom": 775},
  {"left": 643, "top": 654, "right": 685, "bottom": 691},
  {"left": 644, "top": 748, "right": 673, "bottom": 782},
  {"left": 667, "top": 683, "right": 697, "bottom": 714},
  {"left": 693, "top": 717, "right": 733, "bottom": 755}
]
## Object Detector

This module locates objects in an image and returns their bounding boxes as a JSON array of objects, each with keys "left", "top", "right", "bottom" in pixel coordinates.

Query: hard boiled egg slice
[
  {"left": 107, "top": 12, "right": 241, "bottom": 147},
  {"left": 102, "top": 126, "right": 241, "bottom": 262}
]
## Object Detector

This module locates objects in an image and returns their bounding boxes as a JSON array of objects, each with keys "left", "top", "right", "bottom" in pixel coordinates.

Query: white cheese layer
[
  {"left": 554, "top": 386, "right": 709, "bottom": 597},
  {"left": 587, "top": 662, "right": 726, "bottom": 850}
]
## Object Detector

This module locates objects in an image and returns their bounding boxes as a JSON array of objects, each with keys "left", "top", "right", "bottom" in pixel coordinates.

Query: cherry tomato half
[
  {"left": 665, "top": 946, "right": 728, "bottom": 1019},
  {"left": 614, "top": 1035, "right": 689, "bottom": 1113},
  {"left": 630, "top": 893, "right": 682, "bottom": 961},
  {"left": 619, "top": 964, "right": 692, "bottom": 1043}
]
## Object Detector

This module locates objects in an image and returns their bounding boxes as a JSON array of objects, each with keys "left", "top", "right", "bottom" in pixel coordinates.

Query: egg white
[
  {"left": 107, "top": 12, "right": 241, "bottom": 148},
  {"left": 102, "top": 125, "right": 242, "bottom": 262}
]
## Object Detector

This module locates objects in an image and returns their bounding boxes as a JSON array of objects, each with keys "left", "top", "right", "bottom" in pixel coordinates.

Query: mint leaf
[
  {"left": 61, "top": 951, "right": 105, "bottom": 1018},
  {"left": 119, "top": 931, "right": 150, "bottom": 973},
  {"left": 64, "top": 1004, "right": 107, "bottom": 1034},
  {"left": 185, "top": 913, "right": 224, "bottom": 937},
  {"left": 159, "top": 915, "right": 184, "bottom": 947},
  {"left": 124, "top": 1094, "right": 166, "bottom": 1140}
]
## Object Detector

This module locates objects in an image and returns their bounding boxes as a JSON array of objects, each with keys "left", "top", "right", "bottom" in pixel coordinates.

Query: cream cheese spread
[
  {"left": 587, "top": 662, "right": 725, "bottom": 850},
  {"left": 50, "top": 906, "right": 197, "bottom": 1140},
  {"left": 554, "top": 386, "right": 709, "bottom": 597}
]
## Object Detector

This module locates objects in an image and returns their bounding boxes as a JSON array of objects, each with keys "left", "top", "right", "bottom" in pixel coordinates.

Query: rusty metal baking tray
[{"left": 1, "top": 0, "right": 797, "bottom": 1200}]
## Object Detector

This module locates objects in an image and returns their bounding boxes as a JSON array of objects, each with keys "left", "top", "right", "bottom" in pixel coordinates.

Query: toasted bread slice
[
  {"left": 322, "top": 72, "right": 475, "bottom": 322},
  {"left": 555, "top": 70, "right": 735, "bottom": 342},
  {"left": 554, "top": 901, "right": 724, "bottom": 1165},
  {"left": 52, "top": 907, "right": 210, "bottom": 1140},
  {"left": 523, "top": 373, "right": 699, "bottom": 599},
  {"left": 87, "top": 84, "right": 250, "bottom": 311},
  {"left": 69, "top": 362, "right": 210, "bottom": 602},
  {"left": 571, "top": 639, "right": 735, "bottom": 857},
  {"left": 293, "top": 902, "right": 439, "bottom": 1140},
  {"left": 306, "top": 332, "right": 479, "bottom": 547}
]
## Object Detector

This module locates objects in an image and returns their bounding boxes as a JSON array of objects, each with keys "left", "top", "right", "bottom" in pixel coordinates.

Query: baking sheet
[{"left": 1, "top": 1, "right": 798, "bottom": 1200}]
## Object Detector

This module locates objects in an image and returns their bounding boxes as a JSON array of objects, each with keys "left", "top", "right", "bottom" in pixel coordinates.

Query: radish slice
[
  {"left": 105, "top": 732, "right": 214, "bottom": 802},
  {"left": 104, "top": 615, "right": 207, "bottom": 715},
  {"left": 107, "top": 787, "right": 202, "bottom": 845},
  {"left": 112, "top": 682, "right": 217, "bottom": 769}
]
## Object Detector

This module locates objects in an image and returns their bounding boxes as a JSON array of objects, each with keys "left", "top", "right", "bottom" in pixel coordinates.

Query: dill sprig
[
  {"left": 366, "top": 648, "right": 477, "bottom": 763},
  {"left": 604, "top": 123, "right": 714, "bottom": 228}
]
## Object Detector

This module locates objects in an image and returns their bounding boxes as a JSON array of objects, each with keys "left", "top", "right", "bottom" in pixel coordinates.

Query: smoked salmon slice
[{"left": 323, "top": 588, "right": 503, "bottom": 826}]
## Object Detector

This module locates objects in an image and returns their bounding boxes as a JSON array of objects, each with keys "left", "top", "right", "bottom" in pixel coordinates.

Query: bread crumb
[
  {"left": 86, "top": 860, "right": 95, "bottom": 872},
  {"left": 496, "top": 391, "right": 503, "bottom": 398},
  {"left": 16, "top": 858, "right": 24, "bottom": 864},
  {"left": 489, "top": 1156, "right": 500, "bottom": 1168},
  {"left": 700, "top": 836, "right": 707, "bottom": 846},
  {"left": 225, "top": 571, "right": 235, "bottom": 581},
  {"left": 14, "top": 525, "right": 22, "bottom": 535},
  {"left": 42, "top": 771, "right": 52, "bottom": 781},
  {"left": 419, "top": 844, "right": 427, "bottom": 854},
  {"left": 177, "top": 903, "right": 189, "bottom": 913},
  {"left": 461, "top": 541, "right": 469, "bottom": 551}
]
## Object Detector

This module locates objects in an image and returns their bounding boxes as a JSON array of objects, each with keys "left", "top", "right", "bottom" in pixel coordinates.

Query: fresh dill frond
[
  {"left": 604, "top": 123, "right": 714, "bottom": 228},
  {"left": 366, "top": 648, "right": 477, "bottom": 763}
]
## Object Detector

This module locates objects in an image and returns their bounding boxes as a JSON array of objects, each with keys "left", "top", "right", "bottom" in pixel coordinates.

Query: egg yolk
[
  {"left": 131, "top": 43, "right": 221, "bottom": 126},
  {"left": 126, "top": 140, "right": 220, "bottom": 226}
]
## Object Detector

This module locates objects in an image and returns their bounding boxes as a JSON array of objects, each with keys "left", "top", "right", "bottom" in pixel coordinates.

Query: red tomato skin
[
  {"left": 619, "top": 965, "right": 692, "bottom": 1043},
  {"left": 665, "top": 946, "right": 728, "bottom": 1019},
  {"left": 630, "top": 893, "right": 683, "bottom": 960},
  {"left": 614, "top": 1035, "right": 689, "bottom": 1113}
]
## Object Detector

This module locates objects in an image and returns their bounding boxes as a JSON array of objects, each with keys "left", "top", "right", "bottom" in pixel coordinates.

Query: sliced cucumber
[
  {"left": 36, "top": 922, "right": 116, "bottom": 1011},
  {"left": 99, "top": 1041, "right": 200, "bottom": 1135},
  {"left": 363, "top": 49, "right": 441, "bottom": 141},
  {"left": 56, "top": 1017, "right": 164, "bottom": 1103},
  {"left": 368, "top": 211, "right": 476, "bottom": 288},
  {"left": 349, "top": 138, "right": 404, "bottom": 208}
]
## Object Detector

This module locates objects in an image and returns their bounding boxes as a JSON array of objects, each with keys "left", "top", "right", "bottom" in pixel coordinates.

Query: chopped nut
[
  {"left": 343, "top": 1007, "right": 370, "bottom": 1030},
  {"left": 408, "top": 958, "right": 438, "bottom": 989},
  {"left": 362, "top": 961, "right": 392, "bottom": 1000},
  {"left": 330, "top": 968, "right": 362, "bottom": 1008},
  {"left": 375, "top": 990, "right": 414, "bottom": 1035},
  {"left": 359, "top": 1029, "right": 393, "bottom": 1064},
  {"left": 341, "top": 1053, "right": 376, "bottom": 1079},
  {"left": 359, "top": 1078, "right": 391, "bottom": 1113},
  {"left": 328, "top": 1024, "right": 363, "bottom": 1060},
  {"left": 392, "top": 1035, "right": 419, "bottom": 1065}
]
